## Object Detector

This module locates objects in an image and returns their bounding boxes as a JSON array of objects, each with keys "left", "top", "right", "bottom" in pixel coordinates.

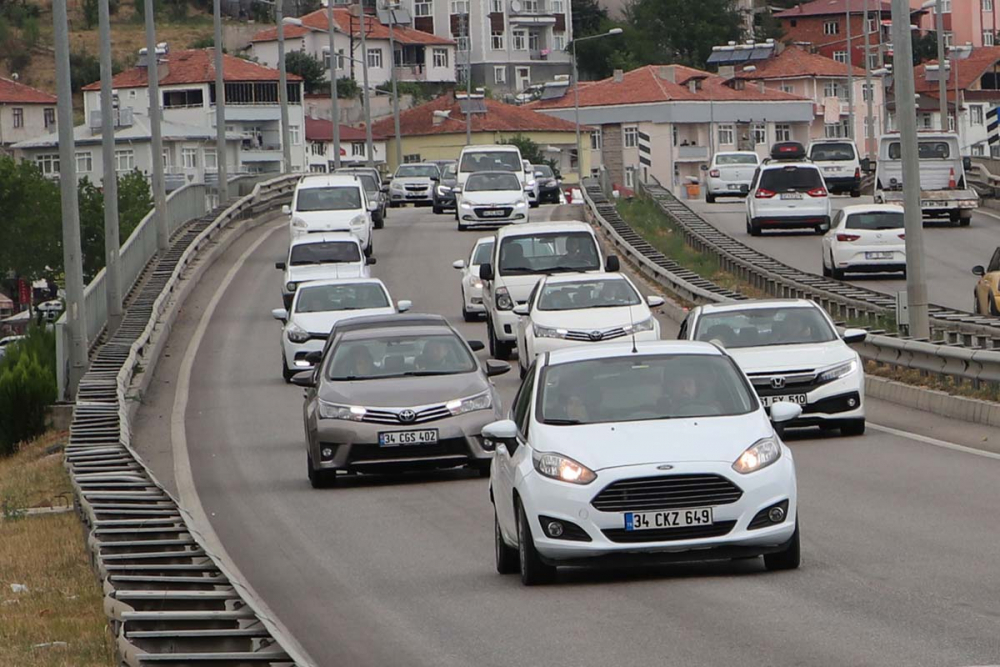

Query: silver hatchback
[{"left": 292, "top": 314, "right": 510, "bottom": 487}]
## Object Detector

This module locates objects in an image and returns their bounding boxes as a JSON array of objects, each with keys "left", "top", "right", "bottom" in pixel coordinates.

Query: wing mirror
[
  {"left": 381, "top": 184, "right": 390, "bottom": 193},
  {"left": 397, "top": 299, "right": 412, "bottom": 313},
  {"left": 769, "top": 402, "right": 801, "bottom": 424},
  {"left": 485, "top": 360, "right": 510, "bottom": 377},
  {"left": 290, "top": 372, "right": 315, "bottom": 387},
  {"left": 700, "top": 164, "right": 709, "bottom": 171},
  {"left": 647, "top": 295, "right": 665, "bottom": 307},
  {"left": 467, "top": 339, "right": 486, "bottom": 352},
  {"left": 513, "top": 304, "right": 530, "bottom": 316},
  {"left": 842, "top": 328, "right": 867, "bottom": 344},
  {"left": 860, "top": 157, "right": 875, "bottom": 174},
  {"left": 304, "top": 351, "right": 323, "bottom": 365},
  {"left": 481, "top": 419, "right": 518, "bottom": 452},
  {"left": 271, "top": 308, "right": 288, "bottom": 322},
  {"left": 282, "top": 204, "right": 291, "bottom": 215},
  {"left": 605, "top": 255, "right": 620, "bottom": 272},
  {"left": 366, "top": 256, "right": 377, "bottom": 265},
  {"left": 452, "top": 259, "right": 466, "bottom": 269},
  {"left": 275, "top": 261, "right": 286, "bottom": 270},
  {"left": 963, "top": 156, "right": 972, "bottom": 171},
  {"left": 479, "top": 263, "right": 494, "bottom": 281},
  {"left": 972, "top": 265, "right": 986, "bottom": 276}
]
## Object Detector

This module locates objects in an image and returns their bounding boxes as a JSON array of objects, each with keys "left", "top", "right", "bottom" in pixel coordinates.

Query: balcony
[
  {"left": 676, "top": 145, "right": 709, "bottom": 162},
  {"left": 394, "top": 65, "right": 428, "bottom": 82},
  {"left": 510, "top": 0, "right": 556, "bottom": 24}
]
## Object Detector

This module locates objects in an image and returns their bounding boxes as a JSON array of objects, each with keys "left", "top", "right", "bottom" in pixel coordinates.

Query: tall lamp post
[
  {"left": 571, "top": 27, "right": 622, "bottom": 182},
  {"left": 384, "top": 1, "right": 403, "bottom": 168},
  {"left": 276, "top": 0, "right": 292, "bottom": 173},
  {"left": 213, "top": 0, "right": 228, "bottom": 201},
  {"left": 862, "top": 0, "right": 876, "bottom": 159},
  {"left": 143, "top": 0, "right": 168, "bottom": 251},
  {"left": 98, "top": 0, "right": 121, "bottom": 332},
  {"left": 845, "top": 0, "right": 855, "bottom": 139}
]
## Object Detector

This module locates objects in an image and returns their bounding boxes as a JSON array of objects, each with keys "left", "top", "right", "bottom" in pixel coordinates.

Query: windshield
[
  {"left": 443, "top": 164, "right": 457, "bottom": 178},
  {"left": 466, "top": 172, "right": 522, "bottom": 192},
  {"left": 538, "top": 278, "right": 640, "bottom": 311},
  {"left": 327, "top": 333, "right": 477, "bottom": 380},
  {"left": 846, "top": 211, "right": 904, "bottom": 230},
  {"left": 693, "top": 307, "right": 837, "bottom": 348},
  {"left": 353, "top": 174, "right": 378, "bottom": 193},
  {"left": 460, "top": 151, "right": 522, "bottom": 173},
  {"left": 395, "top": 165, "right": 440, "bottom": 178},
  {"left": 289, "top": 241, "right": 361, "bottom": 266},
  {"left": 498, "top": 232, "right": 600, "bottom": 276},
  {"left": 472, "top": 241, "right": 494, "bottom": 265},
  {"left": 887, "top": 141, "right": 951, "bottom": 160},
  {"left": 716, "top": 154, "right": 758, "bottom": 166},
  {"left": 759, "top": 166, "right": 823, "bottom": 192},
  {"left": 810, "top": 143, "right": 855, "bottom": 161},
  {"left": 296, "top": 187, "right": 362, "bottom": 212},
  {"left": 538, "top": 355, "right": 756, "bottom": 424},
  {"left": 294, "top": 283, "right": 389, "bottom": 314},
  {"left": 533, "top": 165, "right": 554, "bottom": 178}
]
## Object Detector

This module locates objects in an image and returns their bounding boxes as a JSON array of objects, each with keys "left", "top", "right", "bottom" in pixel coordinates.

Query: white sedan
[
  {"left": 705, "top": 151, "right": 760, "bottom": 203},
  {"left": 452, "top": 236, "right": 495, "bottom": 321},
  {"left": 821, "top": 204, "right": 906, "bottom": 280},
  {"left": 513, "top": 273, "right": 662, "bottom": 377},
  {"left": 484, "top": 341, "right": 802, "bottom": 585},
  {"left": 271, "top": 278, "right": 410, "bottom": 382},
  {"left": 455, "top": 172, "right": 529, "bottom": 230}
]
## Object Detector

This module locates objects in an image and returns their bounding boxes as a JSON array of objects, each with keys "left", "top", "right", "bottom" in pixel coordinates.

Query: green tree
[
  {"left": 77, "top": 170, "right": 153, "bottom": 280},
  {"left": 500, "top": 135, "right": 556, "bottom": 171},
  {"left": 628, "top": 0, "right": 745, "bottom": 69},
  {"left": 285, "top": 50, "right": 327, "bottom": 94},
  {"left": 571, "top": 0, "right": 608, "bottom": 37},
  {"left": 911, "top": 32, "right": 939, "bottom": 65},
  {"left": 21, "top": 15, "right": 38, "bottom": 46},
  {"left": 69, "top": 51, "right": 102, "bottom": 92},
  {"left": 0, "top": 329, "right": 57, "bottom": 456},
  {"left": 0, "top": 156, "right": 62, "bottom": 284}
]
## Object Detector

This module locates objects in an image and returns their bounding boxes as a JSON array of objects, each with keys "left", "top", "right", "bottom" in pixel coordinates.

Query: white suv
[
  {"left": 807, "top": 139, "right": 862, "bottom": 197},
  {"left": 284, "top": 175, "right": 374, "bottom": 254},
  {"left": 745, "top": 143, "right": 832, "bottom": 236}
]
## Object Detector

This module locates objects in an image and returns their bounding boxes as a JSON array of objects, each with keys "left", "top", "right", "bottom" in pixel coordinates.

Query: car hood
[
  {"left": 318, "top": 372, "right": 489, "bottom": 408},
  {"left": 461, "top": 191, "right": 523, "bottom": 206},
  {"left": 532, "top": 304, "right": 650, "bottom": 330},
  {"left": 286, "top": 263, "right": 367, "bottom": 283},
  {"left": 725, "top": 340, "right": 854, "bottom": 373},
  {"left": 392, "top": 177, "right": 434, "bottom": 188},
  {"left": 293, "top": 210, "right": 363, "bottom": 229},
  {"left": 291, "top": 307, "right": 395, "bottom": 336},
  {"left": 495, "top": 274, "right": 546, "bottom": 302},
  {"left": 534, "top": 413, "right": 774, "bottom": 470}
]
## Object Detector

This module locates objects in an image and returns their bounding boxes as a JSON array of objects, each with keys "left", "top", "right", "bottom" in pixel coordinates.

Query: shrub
[
  {"left": 69, "top": 51, "right": 102, "bottom": 93},
  {"left": 0, "top": 328, "right": 57, "bottom": 456}
]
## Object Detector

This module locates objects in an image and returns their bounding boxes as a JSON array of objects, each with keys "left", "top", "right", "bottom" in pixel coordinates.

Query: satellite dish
[{"left": 510, "top": 0, "right": 522, "bottom": 12}]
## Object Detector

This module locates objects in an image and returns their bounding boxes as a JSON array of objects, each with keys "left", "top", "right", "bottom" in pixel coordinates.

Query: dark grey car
[
  {"left": 337, "top": 168, "right": 387, "bottom": 228},
  {"left": 293, "top": 314, "right": 510, "bottom": 487}
]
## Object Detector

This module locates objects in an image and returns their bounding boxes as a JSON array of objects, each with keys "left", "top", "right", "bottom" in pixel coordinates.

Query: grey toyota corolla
[{"left": 292, "top": 314, "right": 510, "bottom": 487}]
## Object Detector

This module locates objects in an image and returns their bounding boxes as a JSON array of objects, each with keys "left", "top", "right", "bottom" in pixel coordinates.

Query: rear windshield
[
  {"left": 466, "top": 172, "right": 522, "bottom": 192},
  {"left": 845, "top": 211, "right": 905, "bottom": 230},
  {"left": 442, "top": 163, "right": 457, "bottom": 178},
  {"left": 290, "top": 241, "right": 361, "bottom": 265},
  {"left": 716, "top": 154, "right": 758, "bottom": 165},
  {"left": 759, "top": 166, "right": 823, "bottom": 192},
  {"left": 296, "top": 187, "right": 362, "bottom": 212},
  {"left": 810, "top": 143, "right": 855, "bottom": 161},
  {"left": 498, "top": 231, "right": 599, "bottom": 276},
  {"left": 460, "top": 151, "right": 522, "bottom": 173},
  {"left": 887, "top": 141, "right": 951, "bottom": 160}
]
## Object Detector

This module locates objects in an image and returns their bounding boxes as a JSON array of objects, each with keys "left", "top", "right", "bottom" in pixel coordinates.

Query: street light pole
[
  {"left": 571, "top": 28, "right": 622, "bottom": 183},
  {"left": 144, "top": 0, "right": 168, "bottom": 251},
  {"left": 846, "top": 0, "right": 855, "bottom": 139},
  {"left": 359, "top": 6, "right": 374, "bottom": 168},
  {"left": 213, "top": 0, "right": 228, "bottom": 202},
  {"left": 863, "top": 0, "right": 876, "bottom": 159},
  {"left": 935, "top": 0, "right": 948, "bottom": 129},
  {"left": 891, "top": 0, "right": 930, "bottom": 339},
  {"left": 327, "top": 3, "right": 341, "bottom": 170},
  {"left": 386, "top": 2, "right": 402, "bottom": 168},
  {"left": 464, "top": 10, "right": 471, "bottom": 145},
  {"left": 98, "top": 0, "right": 121, "bottom": 332},
  {"left": 277, "top": 0, "right": 292, "bottom": 173}
]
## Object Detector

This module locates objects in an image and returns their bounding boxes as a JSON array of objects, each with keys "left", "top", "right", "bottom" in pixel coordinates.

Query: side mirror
[
  {"left": 467, "top": 340, "right": 485, "bottom": 352},
  {"left": 282, "top": 204, "right": 291, "bottom": 215},
  {"left": 972, "top": 264, "right": 986, "bottom": 276},
  {"left": 452, "top": 259, "right": 466, "bottom": 270},
  {"left": 700, "top": 164, "right": 709, "bottom": 171},
  {"left": 431, "top": 176, "right": 440, "bottom": 182},
  {"left": 479, "top": 263, "right": 494, "bottom": 281},
  {"left": 396, "top": 299, "right": 412, "bottom": 312},
  {"left": 963, "top": 156, "right": 972, "bottom": 171},
  {"left": 513, "top": 303, "right": 530, "bottom": 316},
  {"left": 366, "top": 256, "right": 377, "bottom": 265},
  {"left": 304, "top": 351, "right": 323, "bottom": 365},
  {"left": 290, "top": 372, "right": 315, "bottom": 387},
  {"left": 740, "top": 184, "right": 750, "bottom": 194},
  {"left": 769, "top": 402, "right": 801, "bottom": 424},
  {"left": 485, "top": 360, "right": 511, "bottom": 377},
  {"left": 481, "top": 419, "right": 518, "bottom": 451},
  {"left": 275, "top": 261, "right": 286, "bottom": 270},
  {"left": 605, "top": 255, "right": 620, "bottom": 272},
  {"left": 271, "top": 308, "right": 288, "bottom": 321},
  {"left": 861, "top": 157, "right": 875, "bottom": 174},
  {"left": 381, "top": 184, "right": 389, "bottom": 193},
  {"left": 842, "top": 328, "right": 867, "bottom": 344},
  {"left": 647, "top": 295, "right": 665, "bottom": 307}
]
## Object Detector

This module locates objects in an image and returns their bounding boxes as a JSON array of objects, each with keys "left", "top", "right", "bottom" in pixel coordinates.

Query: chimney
[
  {"left": 759, "top": 80, "right": 766, "bottom": 93},
  {"left": 688, "top": 80, "right": 697, "bottom": 94},
  {"left": 658, "top": 65, "right": 677, "bottom": 83},
  {"left": 613, "top": 69, "right": 624, "bottom": 83}
]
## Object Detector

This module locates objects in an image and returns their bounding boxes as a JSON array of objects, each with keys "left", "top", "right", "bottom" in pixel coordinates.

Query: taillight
[
  {"left": 836, "top": 233, "right": 861, "bottom": 242},
  {"left": 709, "top": 169, "right": 720, "bottom": 178},
  {"left": 755, "top": 188, "right": 776, "bottom": 199},
  {"left": 854, "top": 167, "right": 861, "bottom": 179},
  {"left": 898, "top": 233, "right": 905, "bottom": 240},
  {"left": 807, "top": 187, "right": 828, "bottom": 197}
]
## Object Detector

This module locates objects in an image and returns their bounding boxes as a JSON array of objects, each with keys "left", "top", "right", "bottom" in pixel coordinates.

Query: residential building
[
  {"left": 12, "top": 112, "right": 242, "bottom": 190},
  {"left": 82, "top": 48, "right": 306, "bottom": 174},
  {"left": 911, "top": 0, "right": 1000, "bottom": 49},
  {"left": 304, "top": 116, "right": 387, "bottom": 171},
  {"left": 730, "top": 45, "right": 886, "bottom": 154},
  {"left": 774, "top": 0, "right": 897, "bottom": 68},
  {"left": 249, "top": 8, "right": 456, "bottom": 87},
  {"left": 369, "top": 92, "right": 589, "bottom": 179},
  {"left": 0, "top": 77, "right": 57, "bottom": 151},
  {"left": 529, "top": 64, "right": 814, "bottom": 194}
]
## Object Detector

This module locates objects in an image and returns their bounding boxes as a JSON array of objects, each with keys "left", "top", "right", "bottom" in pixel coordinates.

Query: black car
[
  {"left": 531, "top": 164, "right": 562, "bottom": 204},
  {"left": 432, "top": 162, "right": 459, "bottom": 214}
]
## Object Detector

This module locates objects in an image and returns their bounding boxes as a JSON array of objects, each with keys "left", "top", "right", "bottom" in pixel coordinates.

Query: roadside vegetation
[{"left": 0, "top": 327, "right": 58, "bottom": 456}]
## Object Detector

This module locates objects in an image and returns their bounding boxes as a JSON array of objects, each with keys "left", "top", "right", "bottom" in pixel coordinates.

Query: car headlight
[
  {"left": 436, "top": 185, "right": 452, "bottom": 195},
  {"left": 532, "top": 451, "right": 596, "bottom": 484},
  {"left": 732, "top": 437, "right": 782, "bottom": 474},
  {"left": 286, "top": 323, "right": 310, "bottom": 343},
  {"left": 390, "top": 182, "right": 404, "bottom": 192},
  {"left": 623, "top": 317, "right": 654, "bottom": 334},
  {"left": 350, "top": 214, "right": 367, "bottom": 227},
  {"left": 318, "top": 400, "right": 367, "bottom": 421},
  {"left": 471, "top": 279, "right": 483, "bottom": 290},
  {"left": 495, "top": 286, "right": 514, "bottom": 310},
  {"left": 285, "top": 281, "right": 297, "bottom": 292},
  {"left": 460, "top": 201, "right": 474, "bottom": 209},
  {"left": 533, "top": 323, "right": 567, "bottom": 339},
  {"left": 514, "top": 199, "right": 528, "bottom": 208},
  {"left": 446, "top": 391, "right": 492, "bottom": 415},
  {"left": 816, "top": 359, "right": 858, "bottom": 384},
  {"left": 291, "top": 217, "right": 308, "bottom": 229}
]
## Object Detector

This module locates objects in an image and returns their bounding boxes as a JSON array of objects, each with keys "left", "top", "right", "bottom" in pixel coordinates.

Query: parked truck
[{"left": 869, "top": 132, "right": 978, "bottom": 226}]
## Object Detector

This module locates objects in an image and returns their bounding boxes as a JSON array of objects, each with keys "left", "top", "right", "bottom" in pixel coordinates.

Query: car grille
[
  {"left": 405, "top": 185, "right": 428, "bottom": 192},
  {"left": 746, "top": 368, "right": 822, "bottom": 397},
  {"left": 474, "top": 207, "right": 513, "bottom": 219},
  {"left": 344, "top": 437, "right": 470, "bottom": 463},
  {"left": 564, "top": 327, "right": 627, "bottom": 342},
  {"left": 359, "top": 404, "right": 453, "bottom": 425},
  {"left": 602, "top": 521, "right": 736, "bottom": 544},
  {"left": 590, "top": 474, "right": 744, "bottom": 513}
]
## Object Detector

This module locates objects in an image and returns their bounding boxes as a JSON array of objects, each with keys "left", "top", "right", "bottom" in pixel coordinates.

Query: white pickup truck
[{"left": 869, "top": 132, "right": 978, "bottom": 226}]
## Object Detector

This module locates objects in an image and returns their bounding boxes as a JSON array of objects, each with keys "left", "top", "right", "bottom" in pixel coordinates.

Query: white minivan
[
  {"left": 284, "top": 174, "right": 375, "bottom": 255},
  {"left": 457, "top": 144, "right": 526, "bottom": 194},
  {"left": 806, "top": 139, "right": 861, "bottom": 197}
]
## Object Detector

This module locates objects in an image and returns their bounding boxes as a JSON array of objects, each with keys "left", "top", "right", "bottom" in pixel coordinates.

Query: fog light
[
  {"left": 847, "top": 397, "right": 858, "bottom": 408},
  {"left": 321, "top": 447, "right": 334, "bottom": 461},
  {"left": 768, "top": 506, "right": 786, "bottom": 523},
  {"left": 547, "top": 521, "right": 564, "bottom": 538}
]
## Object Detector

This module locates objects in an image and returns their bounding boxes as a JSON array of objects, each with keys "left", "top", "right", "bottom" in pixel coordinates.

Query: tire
[
  {"left": 462, "top": 292, "right": 477, "bottom": 322},
  {"left": 518, "top": 354, "right": 527, "bottom": 379},
  {"left": 389, "top": 201, "right": 399, "bottom": 209},
  {"left": 831, "top": 265, "right": 845, "bottom": 280},
  {"left": 477, "top": 462, "right": 492, "bottom": 478},
  {"left": 763, "top": 521, "right": 800, "bottom": 572},
  {"left": 840, "top": 419, "right": 866, "bottom": 436},
  {"left": 974, "top": 292, "right": 981, "bottom": 315},
  {"left": 282, "top": 354, "right": 295, "bottom": 383},
  {"left": 749, "top": 219, "right": 762, "bottom": 237},
  {"left": 307, "top": 454, "right": 335, "bottom": 489},
  {"left": 516, "top": 501, "right": 556, "bottom": 585},
  {"left": 457, "top": 218, "right": 467, "bottom": 231},
  {"left": 364, "top": 239, "right": 373, "bottom": 258},
  {"left": 373, "top": 215, "right": 384, "bottom": 230},
  {"left": 706, "top": 192, "right": 716, "bottom": 204},
  {"left": 433, "top": 204, "right": 443, "bottom": 215},
  {"left": 960, "top": 215, "right": 972, "bottom": 227},
  {"left": 850, "top": 189, "right": 861, "bottom": 198},
  {"left": 495, "top": 510, "right": 519, "bottom": 574},
  {"left": 821, "top": 257, "right": 831, "bottom": 277},
  {"left": 991, "top": 295, "right": 1000, "bottom": 316},
  {"left": 494, "top": 336, "right": 514, "bottom": 361}
]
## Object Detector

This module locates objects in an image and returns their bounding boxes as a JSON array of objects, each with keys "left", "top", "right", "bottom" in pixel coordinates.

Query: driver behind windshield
[
  {"left": 416, "top": 339, "right": 451, "bottom": 371},
  {"left": 564, "top": 236, "right": 597, "bottom": 266}
]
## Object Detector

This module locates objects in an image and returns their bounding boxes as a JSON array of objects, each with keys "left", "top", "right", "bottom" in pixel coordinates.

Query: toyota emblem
[
  {"left": 589, "top": 331, "right": 603, "bottom": 341},
  {"left": 397, "top": 409, "right": 417, "bottom": 423},
  {"left": 770, "top": 376, "right": 787, "bottom": 390}
]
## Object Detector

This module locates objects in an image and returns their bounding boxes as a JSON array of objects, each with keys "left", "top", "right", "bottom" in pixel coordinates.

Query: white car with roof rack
[{"left": 745, "top": 142, "right": 832, "bottom": 236}]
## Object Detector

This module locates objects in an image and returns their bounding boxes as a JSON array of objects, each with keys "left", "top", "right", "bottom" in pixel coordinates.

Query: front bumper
[
  {"left": 518, "top": 457, "right": 797, "bottom": 563},
  {"left": 459, "top": 208, "right": 528, "bottom": 226},
  {"left": 434, "top": 190, "right": 457, "bottom": 209},
  {"left": 281, "top": 334, "right": 325, "bottom": 372},
  {"left": 391, "top": 190, "right": 433, "bottom": 203},
  {"left": 491, "top": 309, "right": 520, "bottom": 342},
  {"left": 463, "top": 282, "right": 485, "bottom": 312},
  {"left": 758, "top": 371, "right": 865, "bottom": 426}
]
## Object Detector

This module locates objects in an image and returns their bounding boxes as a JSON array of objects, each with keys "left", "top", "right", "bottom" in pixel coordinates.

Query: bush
[
  {"left": 69, "top": 51, "right": 102, "bottom": 93},
  {"left": 0, "top": 328, "right": 57, "bottom": 457},
  {"left": 285, "top": 50, "right": 326, "bottom": 94}
]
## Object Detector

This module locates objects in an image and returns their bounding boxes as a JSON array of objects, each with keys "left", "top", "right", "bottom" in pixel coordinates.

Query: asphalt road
[
  {"left": 139, "top": 202, "right": 1000, "bottom": 667},
  {"left": 686, "top": 194, "right": 1000, "bottom": 312}
]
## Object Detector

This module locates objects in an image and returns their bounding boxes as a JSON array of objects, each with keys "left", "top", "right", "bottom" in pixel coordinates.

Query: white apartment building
[{"left": 0, "top": 77, "right": 57, "bottom": 151}]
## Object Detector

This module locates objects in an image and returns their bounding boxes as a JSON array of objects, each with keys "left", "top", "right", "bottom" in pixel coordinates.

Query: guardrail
[
  {"left": 67, "top": 174, "right": 303, "bottom": 666},
  {"left": 582, "top": 182, "right": 1000, "bottom": 390}
]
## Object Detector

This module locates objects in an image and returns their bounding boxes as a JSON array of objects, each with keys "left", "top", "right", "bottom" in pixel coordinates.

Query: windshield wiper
[
  {"left": 501, "top": 267, "right": 537, "bottom": 275},
  {"left": 402, "top": 370, "right": 463, "bottom": 376},
  {"left": 543, "top": 418, "right": 583, "bottom": 425}
]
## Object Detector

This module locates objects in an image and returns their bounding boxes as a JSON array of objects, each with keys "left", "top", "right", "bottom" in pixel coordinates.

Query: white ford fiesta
[{"left": 484, "top": 341, "right": 801, "bottom": 585}]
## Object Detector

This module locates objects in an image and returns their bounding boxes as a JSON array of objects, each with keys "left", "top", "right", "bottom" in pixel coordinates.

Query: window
[
  {"left": 403, "top": 153, "right": 421, "bottom": 163},
  {"left": 753, "top": 123, "right": 767, "bottom": 146},
  {"left": 717, "top": 124, "right": 734, "bottom": 145},
  {"left": 528, "top": 31, "right": 540, "bottom": 51},
  {"left": 450, "top": 0, "right": 469, "bottom": 12},
  {"left": 553, "top": 0, "right": 564, "bottom": 11},
  {"left": 513, "top": 30, "right": 526, "bottom": 50},
  {"left": 44, "top": 108, "right": 55, "bottom": 128},
  {"left": 944, "top": 31, "right": 953, "bottom": 47},
  {"left": 491, "top": 0, "right": 503, "bottom": 11},
  {"left": 75, "top": 151, "right": 92, "bottom": 173},
  {"left": 494, "top": 65, "right": 506, "bottom": 84},
  {"left": 672, "top": 124, "right": 678, "bottom": 146},
  {"left": 939, "top": 0, "right": 951, "bottom": 11},
  {"left": 918, "top": 113, "right": 933, "bottom": 129},
  {"left": 973, "top": 143, "right": 986, "bottom": 156},
  {"left": 624, "top": 166, "right": 635, "bottom": 188},
  {"left": 985, "top": 0, "right": 994, "bottom": 10},
  {"left": 781, "top": 82, "right": 794, "bottom": 94},
  {"left": 433, "top": 48, "right": 448, "bottom": 68},
  {"left": 948, "top": 114, "right": 955, "bottom": 132},
  {"left": 311, "top": 141, "right": 325, "bottom": 156},
  {"left": 114, "top": 149, "right": 134, "bottom": 172},
  {"left": 623, "top": 126, "right": 638, "bottom": 147},
  {"left": 862, "top": 83, "right": 874, "bottom": 101},
  {"left": 414, "top": 0, "right": 431, "bottom": 16},
  {"left": 554, "top": 33, "right": 566, "bottom": 51},
  {"left": 492, "top": 31, "right": 505, "bottom": 50},
  {"left": 36, "top": 153, "right": 59, "bottom": 175},
  {"left": 824, "top": 20, "right": 839, "bottom": 35},
  {"left": 163, "top": 148, "right": 171, "bottom": 167},
  {"left": 182, "top": 147, "right": 198, "bottom": 169},
  {"left": 833, "top": 51, "right": 848, "bottom": 64},
  {"left": 971, "top": 104, "right": 984, "bottom": 125},
  {"left": 985, "top": 30, "right": 995, "bottom": 46},
  {"left": 823, "top": 82, "right": 846, "bottom": 99},
  {"left": 864, "top": 117, "right": 876, "bottom": 138},
  {"left": 204, "top": 149, "right": 217, "bottom": 170},
  {"left": 352, "top": 142, "right": 365, "bottom": 156},
  {"left": 457, "top": 36, "right": 470, "bottom": 51},
  {"left": 311, "top": 164, "right": 327, "bottom": 173},
  {"left": 824, "top": 120, "right": 850, "bottom": 138},
  {"left": 868, "top": 53, "right": 879, "bottom": 70},
  {"left": 867, "top": 18, "right": 878, "bottom": 34},
  {"left": 367, "top": 48, "right": 383, "bottom": 68},
  {"left": 337, "top": 49, "right": 346, "bottom": 70},
  {"left": 12, "top": 108, "right": 23, "bottom": 128},
  {"left": 290, "top": 124, "right": 300, "bottom": 145},
  {"left": 591, "top": 127, "right": 602, "bottom": 150},
  {"left": 775, "top": 124, "right": 791, "bottom": 142}
]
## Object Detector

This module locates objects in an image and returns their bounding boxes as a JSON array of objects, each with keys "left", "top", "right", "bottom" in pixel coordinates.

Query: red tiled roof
[
  {"left": 305, "top": 117, "right": 382, "bottom": 142},
  {"left": 775, "top": 0, "right": 894, "bottom": 18},
  {"left": 370, "top": 94, "right": 581, "bottom": 138},
  {"left": 914, "top": 47, "right": 1000, "bottom": 94},
  {"left": 733, "top": 46, "right": 866, "bottom": 80},
  {"left": 528, "top": 65, "right": 808, "bottom": 110},
  {"left": 81, "top": 49, "right": 301, "bottom": 91},
  {"left": 0, "top": 77, "right": 56, "bottom": 104},
  {"left": 251, "top": 8, "right": 454, "bottom": 46}
]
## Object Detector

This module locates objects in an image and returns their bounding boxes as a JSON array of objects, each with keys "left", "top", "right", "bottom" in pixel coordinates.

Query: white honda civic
[{"left": 484, "top": 341, "right": 801, "bottom": 585}]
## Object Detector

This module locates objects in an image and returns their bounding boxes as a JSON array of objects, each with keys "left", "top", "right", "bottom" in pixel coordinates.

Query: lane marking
[
  {"left": 170, "top": 221, "right": 318, "bottom": 667},
  {"left": 869, "top": 422, "right": 1000, "bottom": 461}
]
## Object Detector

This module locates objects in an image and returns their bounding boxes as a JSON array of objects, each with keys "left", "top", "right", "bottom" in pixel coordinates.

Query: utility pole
[
  {"left": 144, "top": 0, "right": 168, "bottom": 251},
  {"left": 386, "top": 2, "right": 402, "bottom": 168},
  {"left": 328, "top": 0, "right": 341, "bottom": 170},
  {"left": 359, "top": 5, "right": 374, "bottom": 168},
  {"left": 464, "top": 10, "right": 471, "bottom": 145},
  {"left": 935, "top": 0, "right": 947, "bottom": 130},
  {"left": 213, "top": 0, "right": 228, "bottom": 202},
  {"left": 277, "top": 0, "right": 292, "bottom": 173},
  {"left": 863, "top": 0, "right": 876, "bottom": 160},
  {"left": 53, "top": 0, "right": 89, "bottom": 394},
  {"left": 891, "top": 0, "right": 930, "bottom": 339},
  {"left": 846, "top": 0, "right": 855, "bottom": 139},
  {"left": 98, "top": 0, "right": 121, "bottom": 333}
]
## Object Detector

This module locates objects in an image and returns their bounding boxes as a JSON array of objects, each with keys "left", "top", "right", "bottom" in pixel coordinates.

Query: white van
[
  {"left": 807, "top": 139, "right": 862, "bottom": 197},
  {"left": 457, "top": 144, "right": 526, "bottom": 193},
  {"left": 283, "top": 174, "right": 375, "bottom": 255}
]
